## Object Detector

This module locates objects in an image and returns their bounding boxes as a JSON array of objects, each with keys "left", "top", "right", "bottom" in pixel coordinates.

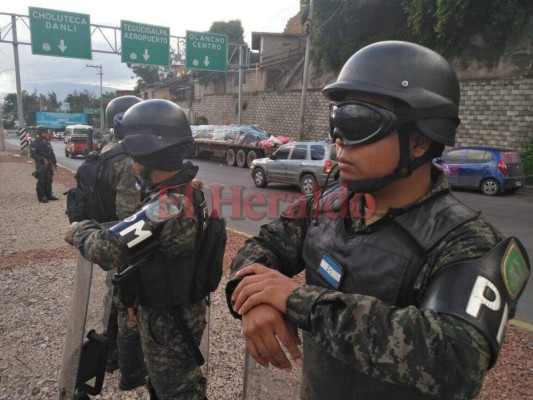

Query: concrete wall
[{"left": 186, "top": 75, "right": 533, "bottom": 153}]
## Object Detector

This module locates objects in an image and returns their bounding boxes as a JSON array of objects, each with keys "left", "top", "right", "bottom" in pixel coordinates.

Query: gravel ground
[{"left": 0, "top": 144, "right": 531, "bottom": 399}]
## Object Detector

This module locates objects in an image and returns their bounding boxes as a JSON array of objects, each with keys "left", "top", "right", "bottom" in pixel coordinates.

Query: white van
[{"left": 64, "top": 124, "right": 93, "bottom": 142}]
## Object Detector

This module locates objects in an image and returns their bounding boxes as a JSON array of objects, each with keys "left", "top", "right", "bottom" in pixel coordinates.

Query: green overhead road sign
[
  {"left": 186, "top": 31, "right": 228, "bottom": 72},
  {"left": 28, "top": 7, "right": 91, "bottom": 60},
  {"left": 121, "top": 20, "right": 170, "bottom": 67},
  {"left": 83, "top": 108, "right": 100, "bottom": 115}
]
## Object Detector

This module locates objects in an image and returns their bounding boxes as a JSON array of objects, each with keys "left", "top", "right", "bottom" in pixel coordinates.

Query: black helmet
[
  {"left": 323, "top": 41, "right": 460, "bottom": 146},
  {"left": 120, "top": 99, "right": 193, "bottom": 158},
  {"left": 35, "top": 125, "right": 48, "bottom": 134},
  {"left": 105, "top": 95, "right": 142, "bottom": 128}
]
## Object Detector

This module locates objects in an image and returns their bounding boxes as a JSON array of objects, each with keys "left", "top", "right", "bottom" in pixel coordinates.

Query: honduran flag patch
[{"left": 318, "top": 253, "right": 344, "bottom": 289}]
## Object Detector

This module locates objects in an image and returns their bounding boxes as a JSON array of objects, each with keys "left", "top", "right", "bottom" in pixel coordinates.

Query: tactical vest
[
  {"left": 137, "top": 184, "right": 208, "bottom": 308},
  {"left": 300, "top": 185, "right": 478, "bottom": 399}
]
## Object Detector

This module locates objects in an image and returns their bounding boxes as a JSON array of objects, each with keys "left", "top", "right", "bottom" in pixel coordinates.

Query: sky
[{"left": 0, "top": 0, "right": 301, "bottom": 100}]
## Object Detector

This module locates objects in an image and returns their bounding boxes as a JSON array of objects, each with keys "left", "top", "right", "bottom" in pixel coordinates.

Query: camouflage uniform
[
  {"left": 98, "top": 140, "right": 146, "bottom": 388},
  {"left": 67, "top": 163, "right": 207, "bottom": 399},
  {"left": 29, "top": 135, "right": 57, "bottom": 201},
  {"left": 227, "top": 170, "right": 505, "bottom": 399}
]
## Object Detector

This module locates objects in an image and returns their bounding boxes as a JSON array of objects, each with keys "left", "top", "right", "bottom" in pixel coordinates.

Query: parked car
[
  {"left": 64, "top": 134, "right": 98, "bottom": 158},
  {"left": 433, "top": 146, "right": 525, "bottom": 195},
  {"left": 53, "top": 131, "right": 65, "bottom": 140},
  {"left": 250, "top": 141, "right": 337, "bottom": 195}
]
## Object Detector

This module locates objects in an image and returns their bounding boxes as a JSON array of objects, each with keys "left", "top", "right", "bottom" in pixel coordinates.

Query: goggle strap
[
  {"left": 397, "top": 104, "right": 460, "bottom": 126},
  {"left": 397, "top": 128, "right": 412, "bottom": 169}
]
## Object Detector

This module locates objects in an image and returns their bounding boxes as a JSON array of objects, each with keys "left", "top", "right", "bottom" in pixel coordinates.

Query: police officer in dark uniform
[
  {"left": 65, "top": 99, "right": 209, "bottom": 399},
  {"left": 227, "top": 41, "right": 530, "bottom": 399},
  {"left": 30, "top": 126, "right": 58, "bottom": 203}
]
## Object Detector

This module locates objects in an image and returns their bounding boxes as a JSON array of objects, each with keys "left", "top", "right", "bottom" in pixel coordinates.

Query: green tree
[
  {"left": 64, "top": 90, "right": 99, "bottom": 113},
  {"left": 310, "top": 0, "right": 533, "bottom": 71},
  {"left": 2, "top": 90, "right": 62, "bottom": 126},
  {"left": 311, "top": 0, "right": 410, "bottom": 71},
  {"left": 210, "top": 19, "right": 245, "bottom": 44},
  {"left": 210, "top": 19, "right": 246, "bottom": 65},
  {"left": 128, "top": 64, "right": 174, "bottom": 93},
  {"left": 403, "top": 0, "right": 532, "bottom": 58}
]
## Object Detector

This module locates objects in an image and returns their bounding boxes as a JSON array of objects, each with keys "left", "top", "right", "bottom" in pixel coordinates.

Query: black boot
[
  {"left": 145, "top": 377, "right": 158, "bottom": 400},
  {"left": 48, "top": 195, "right": 59, "bottom": 201},
  {"left": 117, "top": 332, "right": 147, "bottom": 391},
  {"left": 39, "top": 196, "right": 49, "bottom": 203}
]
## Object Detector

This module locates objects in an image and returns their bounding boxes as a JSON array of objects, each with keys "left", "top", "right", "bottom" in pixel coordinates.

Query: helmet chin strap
[{"left": 335, "top": 131, "right": 433, "bottom": 194}]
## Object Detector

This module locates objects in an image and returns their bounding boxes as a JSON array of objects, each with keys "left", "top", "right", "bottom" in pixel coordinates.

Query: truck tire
[
  {"left": 226, "top": 149, "right": 236, "bottom": 166},
  {"left": 236, "top": 149, "right": 247, "bottom": 168},
  {"left": 246, "top": 150, "right": 258, "bottom": 168}
]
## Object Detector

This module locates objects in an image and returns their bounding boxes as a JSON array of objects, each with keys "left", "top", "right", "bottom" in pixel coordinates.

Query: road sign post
[
  {"left": 121, "top": 21, "right": 170, "bottom": 67},
  {"left": 186, "top": 31, "right": 228, "bottom": 72},
  {"left": 28, "top": 7, "right": 91, "bottom": 60}
]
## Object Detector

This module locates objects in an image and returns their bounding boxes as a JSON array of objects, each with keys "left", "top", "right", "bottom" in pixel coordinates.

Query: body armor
[{"left": 300, "top": 184, "right": 478, "bottom": 399}]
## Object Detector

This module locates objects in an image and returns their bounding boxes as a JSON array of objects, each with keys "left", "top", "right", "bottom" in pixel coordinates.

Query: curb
[{"left": 510, "top": 319, "right": 533, "bottom": 331}]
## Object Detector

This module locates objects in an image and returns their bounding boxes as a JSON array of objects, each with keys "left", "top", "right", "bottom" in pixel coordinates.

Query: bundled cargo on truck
[{"left": 189, "top": 124, "right": 292, "bottom": 168}]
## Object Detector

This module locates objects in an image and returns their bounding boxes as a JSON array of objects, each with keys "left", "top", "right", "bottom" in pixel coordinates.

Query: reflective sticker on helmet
[
  {"left": 502, "top": 239, "right": 529, "bottom": 300},
  {"left": 318, "top": 253, "right": 344, "bottom": 289}
]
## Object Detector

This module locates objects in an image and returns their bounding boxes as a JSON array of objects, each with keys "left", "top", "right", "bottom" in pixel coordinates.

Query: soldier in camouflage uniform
[
  {"left": 227, "top": 41, "right": 530, "bottom": 399},
  {"left": 99, "top": 95, "right": 147, "bottom": 390},
  {"left": 65, "top": 99, "right": 208, "bottom": 399},
  {"left": 29, "top": 126, "right": 58, "bottom": 203}
]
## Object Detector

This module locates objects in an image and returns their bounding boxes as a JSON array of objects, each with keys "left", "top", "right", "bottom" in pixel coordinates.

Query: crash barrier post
[{"left": 18, "top": 127, "right": 29, "bottom": 156}]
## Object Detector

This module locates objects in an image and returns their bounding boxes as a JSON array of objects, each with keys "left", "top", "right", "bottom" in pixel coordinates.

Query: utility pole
[
  {"left": 86, "top": 64, "right": 104, "bottom": 134},
  {"left": 0, "top": 99, "right": 5, "bottom": 152},
  {"left": 0, "top": 68, "right": 15, "bottom": 152},
  {"left": 298, "top": 0, "right": 314, "bottom": 141},
  {"left": 238, "top": 45, "right": 244, "bottom": 125},
  {"left": 12, "top": 15, "right": 25, "bottom": 147}
]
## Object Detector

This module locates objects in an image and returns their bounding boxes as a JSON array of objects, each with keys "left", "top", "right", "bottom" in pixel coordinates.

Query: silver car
[{"left": 250, "top": 141, "right": 337, "bottom": 195}]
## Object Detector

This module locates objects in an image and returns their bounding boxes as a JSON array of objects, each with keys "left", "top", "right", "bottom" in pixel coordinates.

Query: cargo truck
[{"left": 189, "top": 125, "right": 285, "bottom": 168}]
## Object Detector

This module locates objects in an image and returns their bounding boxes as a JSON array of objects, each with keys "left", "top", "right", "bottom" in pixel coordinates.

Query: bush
[
  {"left": 521, "top": 142, "right": 533, "bottom": 184},
  {"left": 196, "top": 115, "right": 208, "bottom": 125}
]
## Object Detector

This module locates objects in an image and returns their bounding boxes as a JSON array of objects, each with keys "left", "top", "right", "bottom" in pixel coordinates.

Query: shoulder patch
[
  {"left": 145, "top": 192, "right": 183, "bottom": 222},
  {"left": 502, "top": 239, "right": 529, "bottom": 300}
]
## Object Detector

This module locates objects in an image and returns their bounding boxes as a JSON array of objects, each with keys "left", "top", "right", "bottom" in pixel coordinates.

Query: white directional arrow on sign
[
  {"left": 58, "top": 39, "right": 67, "bottom": 53},
  {"left": 143, "top": 49, "right": 150, "bottom": 61},
  {"left": 204, "top": 56, "right": 210, "bottom": 67}
]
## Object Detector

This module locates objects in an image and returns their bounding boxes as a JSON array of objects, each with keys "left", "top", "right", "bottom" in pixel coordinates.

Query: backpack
[
  {"left": 192, "top": 208, "right": 226, "bottom": 301},
  {"left": 178, "top": 184, "right": 227, "bottom": 301},
  {"left": 65, "top": 147, "right": 127, "bottom": 223}
]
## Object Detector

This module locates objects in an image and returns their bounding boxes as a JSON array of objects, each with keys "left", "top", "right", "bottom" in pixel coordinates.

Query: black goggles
[{"left": 329, "top": 101, "right": 400, "bottom": 145}]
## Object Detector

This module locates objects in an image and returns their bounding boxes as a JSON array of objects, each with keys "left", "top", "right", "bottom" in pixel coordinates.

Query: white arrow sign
[
  {"left": 58, "top": 39, "right": 67, "bottom": 53},
  {"left": 143, "top": 49, "right": 150, "bottom": 61},
  {"left": 203, "top": 56, "right": 210, "bottom": 67}
]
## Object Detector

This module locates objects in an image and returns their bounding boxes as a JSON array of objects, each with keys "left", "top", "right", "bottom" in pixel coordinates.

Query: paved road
[{"left": 9, "top": 137, "right": 533, "bottom": 323}]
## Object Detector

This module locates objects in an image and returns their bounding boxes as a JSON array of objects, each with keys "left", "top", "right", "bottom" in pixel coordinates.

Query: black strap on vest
[{"left": 386, "top": 221, "right": 427, "bottom": 307}]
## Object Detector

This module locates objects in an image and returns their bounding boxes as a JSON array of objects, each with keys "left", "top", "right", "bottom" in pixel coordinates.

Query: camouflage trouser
[
  {"left": 137, "top": 300, "right": 207, "bottom": 400},
  {"left": 34, "top": 162, "right": 54, "bottom": 200}
]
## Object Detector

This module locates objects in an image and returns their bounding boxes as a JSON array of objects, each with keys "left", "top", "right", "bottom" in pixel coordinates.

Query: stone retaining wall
[{"left": 184, "top": 75, "right": 533, "bottom": 152}]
